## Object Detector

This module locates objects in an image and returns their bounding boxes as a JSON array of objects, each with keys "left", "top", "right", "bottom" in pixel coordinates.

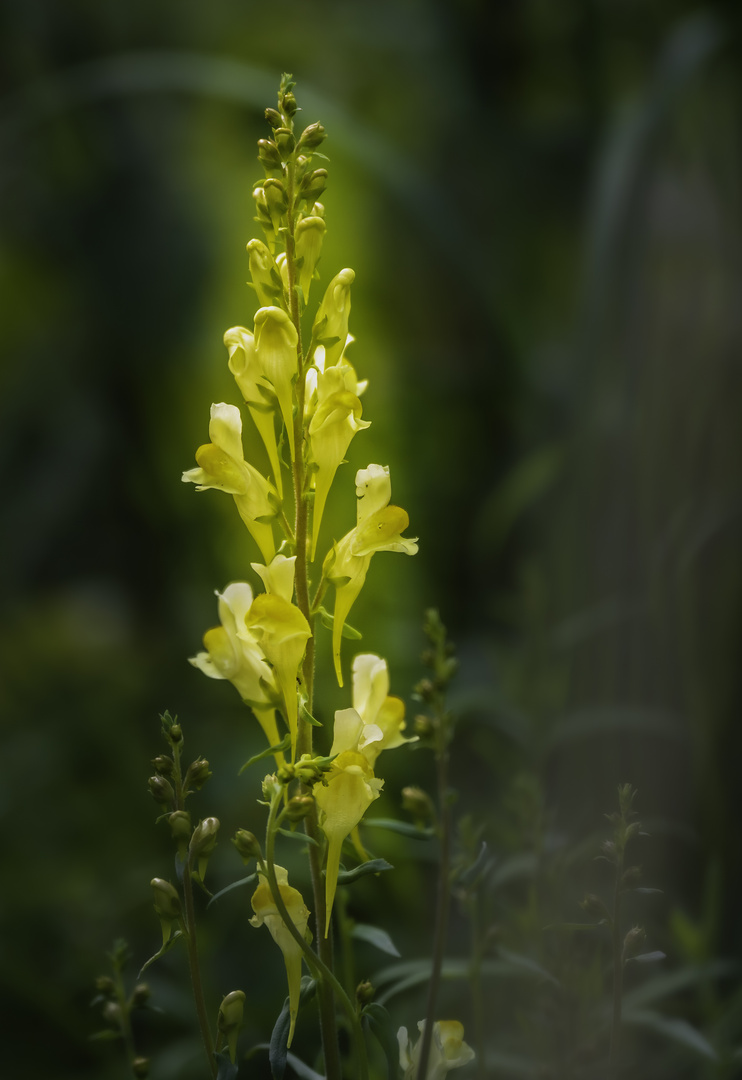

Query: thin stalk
[
  {"left": 181, "top": 866, "right": 217, "bottom": 1079},
  {"left": 416, "top": 740, "right": 453, "bottom": 1080},
  {"left": 468, "top": 887, "right": 486, "bottom": 1080},
  {"left": 609, "top": 849, "right": 624, "bottom": 1064}
]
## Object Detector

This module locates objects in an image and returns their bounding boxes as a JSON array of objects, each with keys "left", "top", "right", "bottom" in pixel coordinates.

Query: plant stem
[
  {"left": 416, "top": 736, "right": 452, "bottom": 1080},
  {"left": 182, "top": 866, "right": 217, "bottom": 1079},
  {"left": 609, "top": 847, "right": 624, "bottom": 1065}
]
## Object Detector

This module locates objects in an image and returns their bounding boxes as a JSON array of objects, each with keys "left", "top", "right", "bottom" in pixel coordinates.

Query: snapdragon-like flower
[
  {"left": 330, "top": 653, "right": 415, "bottom": 767},
  {"left": 188, "top": 582, "right": 282, "bottom": 753},
  {"left": 313, "top": 749, "right": 383, "bottom": 936},
  {"left": 308, "top": 365, "right": 370, "bottom": 560},
  {"left": 312, "top": 267, "right": 354, "bottom": 368},
  {"left": 325, "top": 464, "right": 418, "bottom": 685},
  {"left": 182, "top": 402, "right": 278, "bottom": 562},
  {"left": 254, "top": 305, "right": 299, "bottom": 459},
  {"left": 295, "top": 214, "right": 326, "bottom": 301},
  {"left": 224, "top": 325, "right": 283, "bottom": 497},
  {"left": 397, "top": 1020, "right": 475, "bottom": 1080},
  {"left": 250, "top": 865, "right": 310, "bottom": 1047}
]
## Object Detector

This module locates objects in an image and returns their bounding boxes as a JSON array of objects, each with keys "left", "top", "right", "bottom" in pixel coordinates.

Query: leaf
[
  {"left": 362, "top": 818, "right": 434, "bottom": 840},
  {"left": 627, "top": 950, "right": 666, "bottom": 964},
  {"left": 542, "top": 922, "right": 605, "bottom": 934},
  {"left": 624, "top": 1009, "right": 717, "bottom": 1060},
  {"left": 215, "top": 1050, "right": 239, "bottom": 1080},
  {"left": 622, "top": 960, "right": 734, "bottom": 1012},
  {"left": 336, "top": 858, "right": 394, "bottom": 885},
  {"left": 88, "top": 1029, "right": 122, "bottom": 1042},
  {"left": 239, "top": 734, "right": 291, "bottom": 774},
  {"left": 138, "top": 930, "right": 183, "bottom": 976},
  {"left": 362, "top": 1002, "right": 400, "bottom": 1079},
  {"left": 284, "top": 1051, "right": 326, "bottom": 1080},
  {"left": 269, "top": 978, "right": 317, "bottom": 1080},
  {"left": 207, "top": 873, "right": 257, "bottom": 908},
  {"left": 496, "top": 947, "right": 560, "bottom": 986},
  {"left": 316, "top": 605, "right": 362, "bottom": 639},
  {"left": 456, "top": 841, "right": 490, "bottom": 888},
  {"left": 489, "top": 852, "right": 538, "bottom": 889},
  {"left": 352, "top": 923, "right": 401, "bottom": 957},
  {"left": 300, "top": 703, "right": 322, "bottom": 727},
  {"left": 277, "top": 827, "right": 319, "bottom": 847}
]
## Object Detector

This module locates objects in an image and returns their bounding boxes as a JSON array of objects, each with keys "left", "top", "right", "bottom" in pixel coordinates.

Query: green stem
[
  {"left": 609, "top": 849, "right": 624, "bottom": 1065},
  {"left": 416, "top": 735, "right": 452, "bottom": 1080}
]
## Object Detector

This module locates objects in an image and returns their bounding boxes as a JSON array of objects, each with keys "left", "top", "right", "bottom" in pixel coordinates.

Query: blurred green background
[{"left": 2, "top": 1, "right": 742, "bottom": 1077}]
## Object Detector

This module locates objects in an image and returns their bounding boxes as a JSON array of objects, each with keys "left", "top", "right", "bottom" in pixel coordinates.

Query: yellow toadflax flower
[
  {"left": 313, "top": 749, "right": 383, "bottom": 937},
  {"left": 223, "top": 325, "right": 283, "bottom": 498},
  {"left": 250, "top": 865, "right": 310, "bottom": 1048},
  {"left": 254, "top": 305, "right": 299, "bottom": 459},
  {"left": 397, "top": 1020, "right": 475, "bottom": 1080},
  {"left": 182, "top": 402, "right": 278, "bottom": 563},
  {"left": 325, "top": 464, "right": 418, "bottom": 686}
]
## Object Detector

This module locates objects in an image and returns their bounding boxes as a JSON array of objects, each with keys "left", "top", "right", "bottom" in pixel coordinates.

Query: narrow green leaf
[
  {"left": 88, "top": 1029, "right": 122, "bottom": 1042},
  {"left": 316, "top": 605, "right": 362, "bottom": 639},
  {"left": 625, "top": 1010, "right": 717, "bottom": 1060},
  {"left": 284, "top": 1052, "right": 325, "bottom": 1080},
  {"left": 276, "top": 827, "right": 319, "bottom": 848},
  {"left": 362, "top": 818, "right": 434, "bottom": 839},
  {"left": 496, "top": 947, "right": 560, "bottom": 986},
  {"left": 207, "top": 874, "right": 257, "bottom": 908},
  {"left": 215, "top": 1050, "right": 239, "bottom": 1080},
  {"left": 352, "top": 923, "right": 401, "bottom": 957},
  {"left": 336, "top": 858, "right": 393, "bottom": 885},
  {"left": 626, "top": 950, "right": 666, "bottom": 964},
  {"left": 239, "top": 734, "right": 291, "bottom": 774},
  {"left": 138, "top": 930, "right": 183, "bottom": 977},
  {"left": 363, "top": 1002, "right": 400, "bottom": 1079}
]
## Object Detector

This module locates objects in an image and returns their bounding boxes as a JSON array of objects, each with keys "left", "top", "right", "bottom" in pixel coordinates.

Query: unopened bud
[
  {"left": 232, "top": 829, "right": 262, "bottom": 863},
  {"left": 219, "top": 989, "right": 246, "bottom": 1061},
  {"left": 95, "top": 975, "right": 115, "bottom": 996},
  {"left": 263, "top": 178, "right": 288, "bottom": 234},
  {"left": 298, "top": 121, "right": 326, "bottom": 151},
  {"left": 168, "top": 810, "right": 192, "bottom": 847},
  {"left": 622, "top": 925, "right": 647, "bottom": 961},
  {"left": 151, "top": 755, "right": 174, "bottom": 777},
  {"left": 621, "top": 865, "right": 642, "bottom": 889},
  {"left": 262, "top": 774, "right": 282, "bottom": 801},
  {"left": 132, "top": 1057, "right": 150, "bottom": 1078},
  {"left": 189, "top": 817, "right": 220, "bottom": 880},
  {"left": 131, "top": 983, "right": 150, "bottom": 1008},
  {"left": 281, "top": 91, "right": 298, "bottom": 116},
  {"left": 401, "top": 786, "right": 435, "bottom": 825},
  {"left": 625, "top": 820, "right": 642, "bottom": 842},
  {"left": 148, "top": 775, "right": 174, "bottom": 805},
  {"left": 299, "top": 168, "right": 328, "bottom": 203},
  {"left": 286, "top": 795, "right": 314, "bottom": 822},
  {"left": 579, "top": 893, "right": 610, "bottom": 921},
  {"left": 151, "top": 878, "right": 181, "bottom": 921},
  {"left": 102, "top": 1000, "right": 121, "bottom": 1026},
  {"left": 184, "top": 758, "right": 212, "bottom": 792},
  {"left": 264, "top": 107, "right": 282, "bottom": 129},
  {"left": 257, "top": 139, "right": 282, "bottom": 170},
  {"left": 274, "top": 127, "right": 296, "bottom": 159},
  {"left": 356, "top": 980, "right": 375, "bottom": 1005},
  {"left": 415, "top": 679, "right": 435, "bottom": 703},
  {"left": 414, "top": 713, "right": 434, "bottom": 737},
  {"left": 167, "top": 724, "right": 182, "bottom": 745}
]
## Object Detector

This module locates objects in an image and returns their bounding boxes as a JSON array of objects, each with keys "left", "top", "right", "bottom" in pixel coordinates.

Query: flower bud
[
  {"left": 102, "top": 1000, "right": 121, "bottom": 1026},
  {"left": 168, "top": 810, "right": 192, "bottom": 846},
  {"left": 299, "top": 168, "right": 328, "bottom": 203},
  {"left": 622, "top": 925, "right": 647, "bottom": 961},
  {"left": 258, "top": 139, "right": 282, "bottom": 170},
  {"left": 621, "top": 864, "right": 642, "bottom": 889},
  {"left": 401, "top": 786, "right": 435, "bottom": 826},
  {"left": 131, "top": 983, "right": 151, "bottom": 1008},
  {"left": 264, "top": 107, "right": 282, "bottom": 128},
  {"left": 218, "top": 989, "right": 246, "bottom": 1063},
  {"left": 95, "top": 975, "right": 115, "bottom": 996},
  {"left": 132, "top": 1057, "right": 150, "bottom": 1078},
  {"left": 281, "top": 91, "right": 297, "bottom": 116},
  {"left": 285, "top": 795, "right": 314, "bottom": 822},
  {"left": 167, "top": 723, "right": 183, "bottom": 745},
  {"left": 274, "top": 127, "right": 296, "bottom": 159},
  {"left": 232, "top": 829, "right": 262, "bottom": 863},
  {"left": 298, "top": 121, "right": 326, "bottom": 152},
  {"left": 579, "top": 893, "right": 610, "bottom": 922},
  {"left": 295, "top": 215, "right": 326, "bottom": 301},
  {"left": 184, "top": 758, "right": 212, "bottom": 792},
  {"left": 148, "top": 774, "right": 175, "bottom": 806},
  {"left": 262, "top": 773, "right": 282, "bottom": 801},
  {"left": 151, "top": 754, "right": 174, "bottom": 777},
  {"left": 151, "top": 878, "right": 181, "bottom": 921},
  {"left": 355, "top": 979, "right": 375, "bottom": 1005},
  {"left": 413, "top": 713, "right": 434, "bottom": 737},
  {"left": 189, "top": 817, "right": 220, "bottom": 881}
]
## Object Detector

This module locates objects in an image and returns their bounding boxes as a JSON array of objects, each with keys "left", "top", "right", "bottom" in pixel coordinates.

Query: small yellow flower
[
  {"left": 312, "top": 267, "right": 354, "bottom": 368},
  {"left": 182, "top": 402, "right": 278, "bottom": 563},
  {"left": 295, "top": 215, "right": 326, "bottom": 301},
  {"left": 397, "top": 1020, "right": 475, "bottom": 1080},
  {"left": 250, "top": 865, "right": 310, "bottom": 1047},
  {"left": 325, "top": 465, "right": 417, "bottom": 685},
  {"left": 330, "top": 653, "right": 415, "bottom": 767},
  {"left": 254, "top": 306, "right": 299, "bottom": 459},
  {"left": 224, "top": 326, "right": 283, "bottom": 497},
  {"left": 313, "top": 750, "right": 383, "bottom": 936}
]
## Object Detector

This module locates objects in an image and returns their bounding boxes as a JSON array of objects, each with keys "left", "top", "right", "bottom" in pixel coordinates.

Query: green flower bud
[
  {"left": 356, "top": 979, "right": 375, "bottom": 1005},
  {"left": 299, "top": 168, "right": 328, "bottom": 203},
  {"left": 232, "top": 829, "right": 262, "bottom": 863},
  {"left": 247, "top": 239, "right": 282, "bottom": 305},
  {"left": 131, "top": 983, "right": 151, "bottom": 1008},
  {"left": 285, "top": 795, "right": 314, "bottom": 822},
  {"left": 281, "top": 91, "right": 298, "bottom": 116},
  {"left": 218, "top": 990, "right": 246, "bottom": 1063},
  {"left": 262, "top": 774, "right": 282, "bottom": 801},
  {"left": 95, "top": 975, "right": 115, "bottom": 996},
  {"left": 167, "top": 723, "right": 183, "bottom": 745},
  {"left": 151, "top": 754, "right": 174, "bottom": 777},
  {"left": 264, "top": 107, "right": 282, "bottom": 128},
  {"left": 184, "top": 757, "right": 212, "bottom": 792},
  {"left": 414, "top": 678, "right": 435, "bottom": 703},
  {"left": 274, "top": 127, "right": 296, "bottom": 159},
  {"left": 151, "top": 878, "right": 181, "bottom": 921},
  {"left": 414, "top": 713, "right": 434, "bottom": 737},
  {"left": 263, "top": 178, "right": 288, "bottom": 234},
  {"left": 579, "top": 893, "right": 610, "bottom": 922},
  {"left": 622, "top": 924, "right": 647, "bottom": 961},
  {"left": 148, "top": 774, "right": 175, "bottom": 806},
  {"left": 257, "top": 139, "right": 282, "bottom": 170},
  {"left": 189, "top": 817, "right": 220, "bottom": 880},
  {"left": 621, "top": 865, "right": 642, "bottom": 889},
  {"left": 298, "top": 121, "right": 326, "bottom": 152},
  {"left": 311, "top": 201, "right": 325, "bottom": 218},
  {"left": 168, "top": 810, "right": 192, "bottom": 846},
  {"left": 102, "top": 1000, "right": 121, "bottom": 1026},
  {"left": 132, "top": 1057, "right": 150, "bottom": 1078},
  {"left": 401, "top": 786, "right": 435, "bottom": 826}
]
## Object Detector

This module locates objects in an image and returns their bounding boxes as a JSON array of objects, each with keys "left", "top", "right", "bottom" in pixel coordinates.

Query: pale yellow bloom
[
  {"left": 224, "top": 326, "right": 283, "bottom": 497},
  {"left": 182, "top": 402, "right": 278, "bottom": 563},
  {"left": 325, "top": 465, "right": 417, "bottom": 685},
  {"left": 254, "top": 306, "right": 299, "bottom": 459},
  {"left": 330, "top": 653, "right": 415, "bottom": 767},
  {"left": 250, "top": 865, "right": 310, "bottom": 1048},
  {"left": 312, "top": 267, "right": 354, "bottom": 368},
  {"left": 397, "top": 1020, "right": 475, "bottom": 1080},
  {"left": 295, "top": 215, "right": 326, "bottom": 301},
  {"left": 313, "top": 749, "right": 383, "bottom": 936}
]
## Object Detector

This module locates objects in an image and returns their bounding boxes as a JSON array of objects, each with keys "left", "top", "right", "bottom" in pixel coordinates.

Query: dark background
[{"left": 2, "top": 1, "right": 742, "bottom": 1077}]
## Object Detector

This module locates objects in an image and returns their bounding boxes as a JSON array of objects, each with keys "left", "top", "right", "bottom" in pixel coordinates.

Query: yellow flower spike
[
  {"left": 182, "top": 403, "right": 279, "bottom": 562},
  {"left": 312, "top": 267, "right": 354, "bottom": 369},
  {"left": 295, "top": 215, "right": 326, "bottom": 302},
  {"left": 313, "top": 749, "right": 383, "bottom": 936},
  {"left": 254, "top": 306, "right": 299, "bottom": 459},
  {"left": 243, "top": 593, "right": 311, "bottom": 759},
  {"left": 326, "top": 465, "right": 418, "bottom": 685},
  {"left": 308, "top": 368, "right": 370, "bottom": 560},
  {"left": 224, "top": 326, "right": 283, "bottom": 498},
  {"left": 251, "top": 553, "right": 297, "bottom": 603},
  {"left": 250, "top": 866, "right": 310, "bottom": 1048},
  {"left": 397, "top": 1020, "right": 475, "bottom": 1080},
  {"left": 247, "top": 238, "right": 283, "bottom": 307}
]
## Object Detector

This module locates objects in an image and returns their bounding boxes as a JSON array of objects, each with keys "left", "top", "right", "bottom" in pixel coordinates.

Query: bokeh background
[{"left": 2, "top": 1, "right": 742, "bottom": 1077}]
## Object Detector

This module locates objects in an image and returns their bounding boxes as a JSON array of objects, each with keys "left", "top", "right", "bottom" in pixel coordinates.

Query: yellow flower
[
  {"left": 330, "top": 653, "right": 415, "bottom": 767},
  {"left": 254, "top": 306, "right": 299, "bottom": 459},
  {"left": 243, "top": 592, "right": 311, "bottom": 760},
  {"left": 188, "top": 583, "right": 282, "bottom": 754},
  {"left": 325, "top": 465, "right": 417, "bottom": 685},
  {"left": 295, "top": 215, "right": 326, "bottom": 302},
  {"left": 224, "top": 326, "right": 283, "bottom": 497},
  {"left": 308, "top": 366, "right": 370, "bottom": 560},
  {"left": 312, "top": 267, "right": 354, "bottom": 368},
  {"left": 250, "top": 865, "right": 310, "bottom": 1048},
  {"left": 397, "top": 1020, "right": 475, "bottom": 1080},
  {"left": 182, "top": 402, "right": 278, "bottom": 563},
  {"left": 313, "top": 749, "right": 383, "bottom": 936}
]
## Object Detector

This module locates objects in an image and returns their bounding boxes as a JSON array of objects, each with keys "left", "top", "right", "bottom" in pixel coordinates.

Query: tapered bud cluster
[
  {"left": 232, "top": 829, "right": 263, "bottom": 863},
  {"left": 218, "top": 990, "right": 246, "bottom": 1063},
  {"left": 189, "top": 816, "right": 220, "bottom": 881},
  {"left": 151, "top": 878, "right": 181, "bottom": 944}
]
